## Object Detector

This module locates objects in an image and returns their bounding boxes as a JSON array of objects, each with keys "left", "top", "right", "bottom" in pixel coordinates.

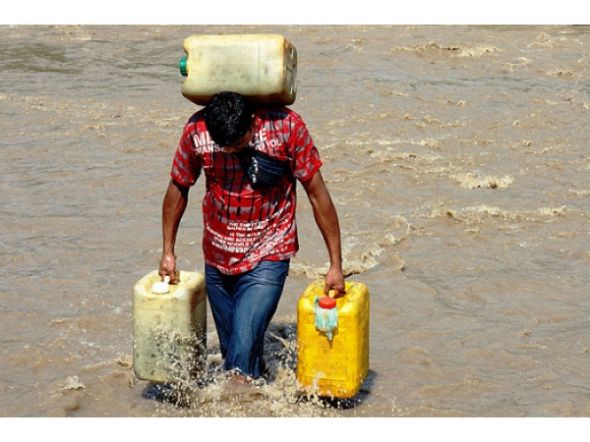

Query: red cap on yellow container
[{"left": 318, "top": 296, "right": 337, "bottom": 309}]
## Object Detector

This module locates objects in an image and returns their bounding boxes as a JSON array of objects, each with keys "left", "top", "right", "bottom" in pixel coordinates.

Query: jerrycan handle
[{"left": 328, "top": 288, "right": 347, "bottom": 299}]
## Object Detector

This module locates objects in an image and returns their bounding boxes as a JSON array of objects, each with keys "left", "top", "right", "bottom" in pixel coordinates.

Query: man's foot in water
[{"left": 227, "top": 370, "right": 252, "bottom": 385}]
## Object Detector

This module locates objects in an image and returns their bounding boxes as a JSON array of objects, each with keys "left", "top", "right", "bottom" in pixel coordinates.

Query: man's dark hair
[{"left": 203, "top": 91, "right": 253, "bottom": 146}]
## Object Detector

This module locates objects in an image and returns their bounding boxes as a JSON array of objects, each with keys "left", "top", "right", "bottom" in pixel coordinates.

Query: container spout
[
  {"left": 152, "top": 275, "right": 171, "bottom": 294},
  {"left": 179, "top": 54, "right": 188, "bottom": 77},
  {"left": 315, "top": 296, "right": 338, "bottom": 341}
]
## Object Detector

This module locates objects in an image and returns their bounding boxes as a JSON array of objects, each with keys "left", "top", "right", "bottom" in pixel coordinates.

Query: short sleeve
[
  {"left": 170, "top": 120, "right": 202, "bottom": 187},
  {"left": 288, "top": 113, "right": 323, "bottom": 182}
]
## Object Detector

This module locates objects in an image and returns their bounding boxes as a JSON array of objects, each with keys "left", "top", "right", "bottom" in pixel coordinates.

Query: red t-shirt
[{"left": 170, "top": 107, "right": 323, "bottom": 275}]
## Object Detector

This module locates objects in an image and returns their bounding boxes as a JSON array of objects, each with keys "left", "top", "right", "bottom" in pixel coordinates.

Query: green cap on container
[{"left": 179, "top": 54, "right": 188, "bottom": 77}]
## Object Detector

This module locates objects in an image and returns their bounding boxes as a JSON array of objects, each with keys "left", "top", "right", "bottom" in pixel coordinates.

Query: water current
[{"left": 0, "top": 25, "right": 589, "bottom": 417}]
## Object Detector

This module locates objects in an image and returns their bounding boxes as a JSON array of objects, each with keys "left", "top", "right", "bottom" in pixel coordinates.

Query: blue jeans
[{"left": 205, "top": 260, "right": 290, "bottom": 379}]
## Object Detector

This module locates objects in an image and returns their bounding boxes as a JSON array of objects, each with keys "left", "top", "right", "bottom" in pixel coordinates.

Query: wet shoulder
[
  {"left": 255, "top": 106, "right": 304, "bottom": 125},
  {"left": 183, "top": 110, "right": 208, "bottom": 137},
  {"left": 187, "top": 109, "right": 206, "bottom": 126}
]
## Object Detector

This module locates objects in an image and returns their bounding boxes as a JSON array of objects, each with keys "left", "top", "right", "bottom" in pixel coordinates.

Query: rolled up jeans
[{"left": 205, "top": 260, "right": 290, "bottom": 379}]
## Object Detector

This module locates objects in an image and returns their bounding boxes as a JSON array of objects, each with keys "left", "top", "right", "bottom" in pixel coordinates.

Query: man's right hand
[
  {"left": 160, "top": 180, "right": 190, "bottom": 285},
  {"left": 159, "top": 252, "right": 179, "bottom": 284}
]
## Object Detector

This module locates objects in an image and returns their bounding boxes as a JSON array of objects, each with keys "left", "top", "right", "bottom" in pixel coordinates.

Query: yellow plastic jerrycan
[
  {"left": 179, "top": 34, "right": 297, "bottom": 105},
  {"left": 297, "top": 280, "right": 370, "bottom": 398},
  {"left": 133, "top": 270, "right": 206, "bottom": 383}
]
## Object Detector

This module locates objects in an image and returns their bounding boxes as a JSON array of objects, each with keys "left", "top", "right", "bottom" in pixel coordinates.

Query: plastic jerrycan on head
[
  {"left": 297, "top": 280, "right": 370, "bottom": 399},
  {"left": 179, "top": 34, "right": 297, "bottom": 105},
  {"left": 133, "top": 270, "right": 206, "bottom": 383}
]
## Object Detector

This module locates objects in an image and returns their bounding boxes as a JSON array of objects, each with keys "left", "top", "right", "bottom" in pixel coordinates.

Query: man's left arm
[{"left": 301, "top": 170, "right": 346, "bottom": 297}]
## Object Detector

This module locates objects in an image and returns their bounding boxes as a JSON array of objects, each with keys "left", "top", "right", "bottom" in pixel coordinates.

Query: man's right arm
[{"left": 159, "top": 179, "right": 190, "bottom": 284}]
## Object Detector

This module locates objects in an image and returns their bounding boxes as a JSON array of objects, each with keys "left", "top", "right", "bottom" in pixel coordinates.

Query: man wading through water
[{"left": 159, "top": 91, "right": 345, "bottom": 384}]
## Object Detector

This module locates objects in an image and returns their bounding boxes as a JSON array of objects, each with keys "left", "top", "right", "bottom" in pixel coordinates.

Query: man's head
[{"left": 203, "top": 91, "right": 254, "bottom": 152}]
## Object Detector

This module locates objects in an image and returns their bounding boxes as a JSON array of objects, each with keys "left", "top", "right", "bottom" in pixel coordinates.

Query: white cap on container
[{"left": 152, "top": 275, "right": 171, "bottom": 294}]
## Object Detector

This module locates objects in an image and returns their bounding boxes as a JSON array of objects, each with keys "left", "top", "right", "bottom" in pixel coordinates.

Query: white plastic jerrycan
[
  {"left": 179, "top": 34, "right": 297, "bottom": 105},
  {"left": 133, "top": 270, "right": 206, "bottom": 383}
]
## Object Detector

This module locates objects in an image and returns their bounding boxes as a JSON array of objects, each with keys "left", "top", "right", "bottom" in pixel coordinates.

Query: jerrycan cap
[
  {"left": 318, "top": 296, "right": 337, "bottom": 309},
  {"left": 179, "top": 54, "right": 188, "bottom": 77},
  {"left": 152, "top": 275, "right": 170, "bottom": 294}
]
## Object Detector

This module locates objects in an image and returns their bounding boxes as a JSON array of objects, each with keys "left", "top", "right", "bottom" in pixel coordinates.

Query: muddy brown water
[{"left": 0, "top": 25, "right": 589, "bottom": 417}]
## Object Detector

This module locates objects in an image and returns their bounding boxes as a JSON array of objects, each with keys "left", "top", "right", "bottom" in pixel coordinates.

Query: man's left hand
[{"left": 324, "top": 266, "right": 346, "bottom": 298}]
